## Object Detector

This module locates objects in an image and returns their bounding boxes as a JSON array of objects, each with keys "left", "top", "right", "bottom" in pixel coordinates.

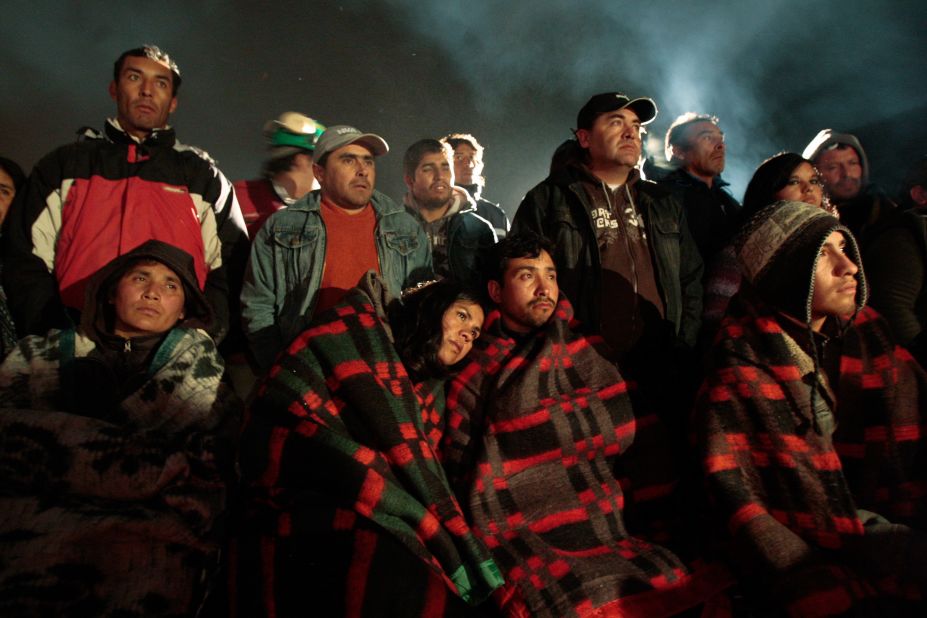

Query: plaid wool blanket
[
  {"left": 0, "top": 327, "right": 239, "bottom": 616},
  {"left": 694, "top": 289, "right": 927, "bottom": 615},
  {"left": 235, "top": 273, "right": 502, "bottom": 617},
  {"left": 441, "top": 298, "right": 732, "bottom": 617}
]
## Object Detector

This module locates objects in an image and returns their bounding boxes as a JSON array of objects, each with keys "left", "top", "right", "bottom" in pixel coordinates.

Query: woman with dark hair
[
  {"left": 0, "top": 240, "right": 240, "bottom": 615},
  {"left": 0, "top": 156, "right": 25, "bottom": 358},
  {"left": 236, "top": 271, "right": 501, "bottom": 617},
  {"left": 702, "top": 153, "right": 834, "bottom": 341}
]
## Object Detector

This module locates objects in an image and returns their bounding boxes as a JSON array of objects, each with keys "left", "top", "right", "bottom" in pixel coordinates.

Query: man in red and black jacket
[{"left": 3, "top": 45, "right": 247, "bottom": 342}]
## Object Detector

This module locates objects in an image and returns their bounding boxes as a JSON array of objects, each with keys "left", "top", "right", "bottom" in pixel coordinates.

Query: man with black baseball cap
[
  {"left": 241, "top": 124, "right": 432, "bottom": 370},
  {"left": 512, "top": 91, "right": 703, "bottom": 433}
]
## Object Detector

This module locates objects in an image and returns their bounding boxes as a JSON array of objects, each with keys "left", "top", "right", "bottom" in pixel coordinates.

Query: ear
[
  {"left": 168, "top": 96, "right": 178, "bottom": 115},
  {"left": 403, "top": 174, "right": 415, "bottom": 191},
  {"left": 108, "top": 81, "right": 118, "bottom": 102},
  {"left": 487, "top": 279, "right": 502, "bottom": 304},
  {"left": 312, "top": 162, "right": 325, "bottom": 186},
  {"left": 575, "top": 128, "right": 591, "bottom": 149}
]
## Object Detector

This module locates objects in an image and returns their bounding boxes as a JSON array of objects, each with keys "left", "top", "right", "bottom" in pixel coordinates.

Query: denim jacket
[{"left": 241, "top": 190, "right": 432, "bottom": 370}]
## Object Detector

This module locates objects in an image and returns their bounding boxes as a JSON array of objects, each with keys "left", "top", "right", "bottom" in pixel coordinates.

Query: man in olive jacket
[{"left": 512, "top": 92, "right": 703, "bottom": 417}]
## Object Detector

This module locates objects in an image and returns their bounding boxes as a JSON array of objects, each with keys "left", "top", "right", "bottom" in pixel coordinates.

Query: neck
[
  {"left": 684, "top": 167, "right": 714, "bottom": 188},
  {"left": 412, "top": 194, "right": 454, "bottom": 222},
  {"left": 588, "top": 163, "right": 632, "bottom": 186},
  {"left": 322, "top": 195, "right": 368, "bottom": 214}
]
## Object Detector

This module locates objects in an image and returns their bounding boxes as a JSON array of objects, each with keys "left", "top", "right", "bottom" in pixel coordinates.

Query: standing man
[
  {"left": 242, "top": 125, "right": 431, "bottom": 371},
  {"left": 660, "top": 113, "right": 741, "bottom": 262},
  {"left": 802, "top": 129, "right": 896, "bottom": 246},
  {"left": 235, "top": 111, "right": 325, "bottom": 238},
  {"left": 3, "top": 45, "right": 247, "bottom": 342},
  {"left": 441, "top": 133, "right": 510, "bottom": 239},
  {"left": 513, "top": 92, "right": 703, "bottom": 391},
  {"left": 402, "top": 139, "right": 495, "bottom": 289}
]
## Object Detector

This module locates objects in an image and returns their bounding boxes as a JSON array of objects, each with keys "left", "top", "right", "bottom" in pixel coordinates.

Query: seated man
[
  {"left": 694, "top": 200, "right": 927, "bottom": 615},
  {"left": 442, "top": 233, "right": 731, "bottom": 617},
  {"left": 0, "top": 240, "right": 240, "bottom": 615}
]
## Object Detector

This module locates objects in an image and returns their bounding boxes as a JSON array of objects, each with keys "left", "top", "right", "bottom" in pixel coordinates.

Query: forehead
[
  {"left": 122, "top": 260, "right": 180, "bottom": 279},
  {"left": 817, "top": 146, "right": 859, "bottom": 164},
  {"left": 328, "top": 142, "right": 375, "bottom": 161},
  {"left": 791, "top": 162, "right": 815, "bottom": 176},
  {"left": 684, "top": 121, "right": 721, "bottom": 139},
  {"left": 449, "top": 299, "right": 484, "bottom": 318},
  {"left": 823, "top": 230, "right": 847, "bottom": 245},
  {"left": 505, "top": 249, "right": 556, "bottom": 273},
  {"left": 594, "top": 107, "right": 640, "bottom": 127},
  {"left": 417, "top": 150, "right": 451, "bottom": 168},
  {"left": 119, "top": 55, "right": 175, "bottom": 82},
  {"left": 454, "top": 143, "right": 478, "bottom": 156}
]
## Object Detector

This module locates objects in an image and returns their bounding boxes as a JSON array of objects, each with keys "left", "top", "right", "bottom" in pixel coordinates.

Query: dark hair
[
  {"left": 741, "top": 152, "right": 811, "bottom": 222},
  {"left": 664, "top": 112, "right": 719, "bottom": 162},
  {"left": 487, "top": 232, "right": 556, "bottom": 285},
  {"left": 390, "top": 279, "right": 482, "bottom": 381},
  {"left": 403, "top": 139, "right": 453, "bottom": 179},
  {"left": 264, "top": 151, "right": 309, "bottom": 177},
  {"left": 113, "top": 45, "right": 182, "bottom": 95},
  {"left": 440, "top": 133, "right": 484, "bottom": 157},
  {"left": 0, "top": 156, "right": 26, "bottom": 193}
]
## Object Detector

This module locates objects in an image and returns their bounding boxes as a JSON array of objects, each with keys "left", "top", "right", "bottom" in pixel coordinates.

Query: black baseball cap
[{"left": 576, "top": 92, "right": 658, "bottom": 130}]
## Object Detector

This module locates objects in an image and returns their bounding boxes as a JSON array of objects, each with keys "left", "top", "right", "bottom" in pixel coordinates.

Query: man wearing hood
[
  {"left": 3, "top": 45, "right": 247, "bottom": 343},
  {"left": 441, "top": 132, "right": 510, "bottom": 240},
  {"left": 694, "top": 200, "right": 927, "bottom": 615},
  {"left": 802, "top": 129, "right": 896, "bottom": 246},
  {"left": 0, "top": 239, "right": 239, "bottom": 615},
  {"left": 403, "top": 139, "right": 496, "bottom": 289}
]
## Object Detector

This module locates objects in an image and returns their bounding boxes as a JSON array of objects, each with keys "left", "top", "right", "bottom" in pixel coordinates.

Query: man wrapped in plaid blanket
[
  {"left": 236, "top": 272, "right": 502, "bottom": 617},
  {"left": 694, "top": 201, "right": 927, "bottom": 616},
  {"left": 442, "top": 234, "right": 732, "bottom": 617}
]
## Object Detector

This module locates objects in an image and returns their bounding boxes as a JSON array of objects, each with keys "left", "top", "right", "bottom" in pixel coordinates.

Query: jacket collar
[{"left": 102, "top": 118, "right": 176, "bottom": 147}]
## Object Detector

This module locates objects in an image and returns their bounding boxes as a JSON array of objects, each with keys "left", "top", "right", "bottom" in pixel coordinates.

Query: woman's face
[
  {"left": 774, "top": 161, "right": 824, "bottom": 208},
  {"left": 437, "top": 300, "right": 484, "bottom": 366},
  {"left": 0, "top": 168, "right": 16, "bottom": 226}
]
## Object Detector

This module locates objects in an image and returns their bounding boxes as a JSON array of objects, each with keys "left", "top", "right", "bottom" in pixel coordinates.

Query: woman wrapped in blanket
[
  {"left": 235, "top": 272, "right": 504, "bottom": 617},
  {"left": 0, "top": 240, "right": 241, "bottom": 616}
]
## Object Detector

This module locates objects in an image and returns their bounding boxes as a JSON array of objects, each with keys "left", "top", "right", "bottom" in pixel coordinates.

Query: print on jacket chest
[{"left": 591, "top": 204, "right": 647, "bottom": 247}]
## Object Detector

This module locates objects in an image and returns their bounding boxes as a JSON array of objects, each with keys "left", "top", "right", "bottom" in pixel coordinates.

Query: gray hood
[{"left": 802, "top": 129, "right": 870, "bottom": 187}]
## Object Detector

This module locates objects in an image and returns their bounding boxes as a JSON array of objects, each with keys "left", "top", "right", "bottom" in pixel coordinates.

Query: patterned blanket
[
  {"left": 442, "top": 298, "right": 732, "bottom": 617},
  {"left": 694, "top": 289, "right": 927, "bottom": 615},
  {"left": 0, "top": 327, "right": 240, "bottom": 616},
  {"left": 235, "top": 273, "right": 501, "bottom": 617}
]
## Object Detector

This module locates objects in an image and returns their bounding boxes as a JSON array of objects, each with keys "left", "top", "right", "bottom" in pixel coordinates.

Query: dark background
[{"left": 3, "top": 0, "right": 925, "bottom": 216}]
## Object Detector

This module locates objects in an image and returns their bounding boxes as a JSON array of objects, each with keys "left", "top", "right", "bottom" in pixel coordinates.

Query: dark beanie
[{"left": 735, "top": 200, "right": 868, "bottom": 323}]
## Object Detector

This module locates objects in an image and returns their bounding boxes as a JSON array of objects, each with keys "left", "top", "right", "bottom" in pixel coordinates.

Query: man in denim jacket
[{"left": 241, "top": 125, "right": 432, "bottom": 371}]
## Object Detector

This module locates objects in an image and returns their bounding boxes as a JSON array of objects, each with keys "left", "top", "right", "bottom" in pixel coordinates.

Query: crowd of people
[{"left": 1, "top": 43, "right": 926, "bottom": 617}]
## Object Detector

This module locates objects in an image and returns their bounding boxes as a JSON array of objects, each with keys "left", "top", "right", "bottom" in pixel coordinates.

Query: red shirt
[{"left": 316, "top": 198, "right": 380, "bottom": 313}]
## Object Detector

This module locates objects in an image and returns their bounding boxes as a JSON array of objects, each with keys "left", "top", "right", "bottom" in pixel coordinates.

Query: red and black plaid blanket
[
  {"left": 442, "top": 298, "right": 732, "bottom": 617},
  {"left": 235, "top": 274, "right": 502, "bottom": 617},
  {"left": 694, "top": 288, "right": 927, "bottom": 615}
]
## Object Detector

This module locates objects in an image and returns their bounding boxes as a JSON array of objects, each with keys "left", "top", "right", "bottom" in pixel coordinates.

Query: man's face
[
  {"left": 811, "top": 231, "right": 859, "bottom": 329},
  {"left": 112, "top": 261, "right": 186, "bottom": 339},
  {"left": 0, "top": 168, "right": 15, "bottom": 226},
  {"left": 108, "top": 55, "right": 178, "bottom": 140},
  {"left": 314, "top": 143, "right": 376, "bottom": 211},
  {"left": 452, "top": 143, "right": 483, "bottom": 185},
  {"left": 488, "top": 250, "right": 559, "bottom": 333},
  {"left": 406, "top": 150, "right": 454, "bottom": 210},
  {"left": 678, "top": 121, "right": 725, "bottom": 179},
  {"left": 576, "top": 108, "right": 642, "bottom": 171},
  {"left": 815, "top": 147, "right": 863, "bottom": 202}
]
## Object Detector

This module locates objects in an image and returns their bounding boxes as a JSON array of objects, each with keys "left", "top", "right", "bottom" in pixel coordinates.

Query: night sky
[{"left": 3, "top": 0, "right": 926, "bottom": 217}]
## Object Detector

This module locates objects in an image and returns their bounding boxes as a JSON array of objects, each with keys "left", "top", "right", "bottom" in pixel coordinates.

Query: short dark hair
[
  {"left": 0, "top": 156, "right": 26, "bottom": 194},
  {"left": 390, "top": 279, "right": 482, "bottom": 380},
  {"left": 263, "top": 151, "right": 310, "bottom": 177},
  {"left": 441, "top": 133, "right": 484, "bottom": 158},
  {"left": 113, "top": 45, "right": 182, "bottom": 95},
  {"left": 664, "top": 112, "right": 718, "bottom": 162},
  {"left": 487, "top": 232, "right": 556, "bottom": 286},
  {"left": 403, "top": 139, "right": 453, "bottom": 179}
]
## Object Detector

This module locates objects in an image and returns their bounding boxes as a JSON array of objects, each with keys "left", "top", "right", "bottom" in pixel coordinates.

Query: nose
[
  {"left": 142, "top": 282, "right": 160, "bottom": 300},
  {"left": 536, "top": 278, "right": 551, "bottom": 297},
  {"left": 836, "top": 252, "right": 858, "bottom": 276},
  {"left": 459, "top": 330, "right": 472, "bottom": 344}
]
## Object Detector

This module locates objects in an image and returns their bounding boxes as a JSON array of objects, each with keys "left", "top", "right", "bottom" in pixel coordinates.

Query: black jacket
[
  {"left": 658, "top": 168, "right": 741, "bottom": 262},
  {"left": 513, "top": 165, "right": 703, "bottom": 349}
]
